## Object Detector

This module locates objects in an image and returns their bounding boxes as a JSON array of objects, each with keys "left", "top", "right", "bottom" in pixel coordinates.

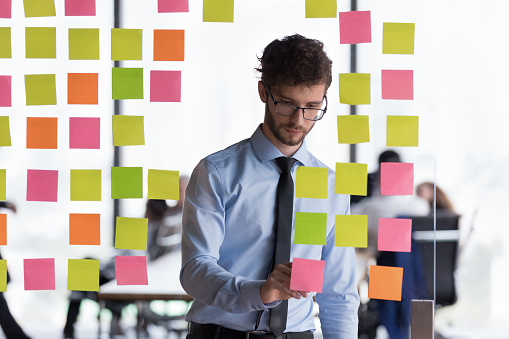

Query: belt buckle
[{"left": 246, "top": 330, "right": 271, "bottom": 339}]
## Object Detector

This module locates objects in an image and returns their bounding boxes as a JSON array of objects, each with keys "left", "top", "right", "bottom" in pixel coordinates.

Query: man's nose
[{"left": 290, "top": 108, "right": 305, "bottom": 125}]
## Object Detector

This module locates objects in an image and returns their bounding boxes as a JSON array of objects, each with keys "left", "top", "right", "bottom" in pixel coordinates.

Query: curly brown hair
[{"left": 256, "top": 34, "right": 332, "bottom": 90}]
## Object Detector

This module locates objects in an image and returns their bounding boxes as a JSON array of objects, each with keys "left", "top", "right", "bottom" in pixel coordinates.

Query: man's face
[{"left": 260, "top": 82, "right": 326, "bottom": 149}]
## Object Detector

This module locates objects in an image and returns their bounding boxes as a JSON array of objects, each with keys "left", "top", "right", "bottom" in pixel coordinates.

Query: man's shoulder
[{"left": 203, "top": 137, "right": 253, "bottom": 165}]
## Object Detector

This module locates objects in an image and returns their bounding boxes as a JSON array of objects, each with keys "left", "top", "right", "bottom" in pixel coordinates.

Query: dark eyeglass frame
[{"left": 263, "top": 82, "right": 328, "bottom": 121}]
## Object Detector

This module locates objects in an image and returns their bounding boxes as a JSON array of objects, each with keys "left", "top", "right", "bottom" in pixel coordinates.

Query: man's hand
[{"left": 260, "top": 262, "right": 309, "bottom": 304}]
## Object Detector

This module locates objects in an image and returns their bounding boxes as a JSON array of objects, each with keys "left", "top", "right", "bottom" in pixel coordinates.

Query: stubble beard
[{"left": 264, "top": 103, "right": 313, "bottom": 147}]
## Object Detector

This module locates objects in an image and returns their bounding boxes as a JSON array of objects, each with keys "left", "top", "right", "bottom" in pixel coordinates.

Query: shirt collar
[{"left": 250, "top": 124, "right": 312, "bottom": 166}]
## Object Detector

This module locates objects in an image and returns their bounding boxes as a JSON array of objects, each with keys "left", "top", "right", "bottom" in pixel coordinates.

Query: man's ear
[{"left": 258, "top": 81, "right": 267, "bottom": 103}]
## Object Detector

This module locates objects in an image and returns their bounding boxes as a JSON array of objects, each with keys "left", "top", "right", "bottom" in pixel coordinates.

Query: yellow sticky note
[
  {"left": 148, "top": 169, "right": 179, "bottom": 200},
  {"left": 339, "top": 73, "right": 370, "bottom": 105},
  {"left": 67, "top": 259, "right": 100, "bottom": 291},
  {"left": 294, "top": 212, "right": 327, "bottom": 245},
  {"left": 296, "top": 167, "right": 328, "bottom": 199},
  {"left": 383, "top": 23, "right": 415, "bottom": 54},
  {"left": 337, "top": 115, "right": 370, "bottom": 144},
  {"left": 335, "top": 215, "right": 367, "bottom": 248},
  {"left": 0, "top": 260, "right": 7, "bottom": 292},
  {"left": 0, "top": 27, "right": 11, "bottom": 58},
  {"left": 0, "top": 117, "right": 11, "bottom": 146},
  {"left": 70, "top": 170, "right": 101, "bottom": 201},
  {"left": 23, "top": 0, "right": 55, "bottom": 17},
  {"left": 112, "top": 115, "right": 145, "bottom": 146},
  {"left": 69, "top": 28, "right": 100, "bottom": 60},
  {"left": 0, "top": 169, "right": 6, "bottom": 200},
  {"left": 305, "top": 0, "right": 337, "bottom": 18},
  {"left": 111, "top": 29, "right": 143, "bottom": 61},
  {"left": 387, "top": 116, "right": 419, "bottom": 147},
  {"left": 335, "top": 163, "right": 367, "bottom": 195},
  {"left": 115, "top": 217, "right": 148, "bottom": 251},
  {"left": 25, "top": 74, "right": 57, "bottom": 105},
  {"left": 203, "top": 0, "right": 234, "bottom": 23},
  {"left": 26, "top": 27, "right": 56, "bottom": 59}
]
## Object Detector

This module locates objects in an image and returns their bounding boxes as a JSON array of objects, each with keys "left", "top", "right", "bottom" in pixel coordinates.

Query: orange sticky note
[
  {"left": 68, "top": 73, "right": 98, "bottom": 105},
  {"left": 368, "top": 265, "right": 403, "bottom": 301},
  {"left": 26, "top": 117, "right": 57, "bottom": 149},
  {"left": 0, "top": 214, "right": 6, "bottom": 245},
  {"left": 154, "top": 30, "right": 184, "bottom": 61},
  {"left": 69, "top": 213, "right": 100, "bottom": 245}
]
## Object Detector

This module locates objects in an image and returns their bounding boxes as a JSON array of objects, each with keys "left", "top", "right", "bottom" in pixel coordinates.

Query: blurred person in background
[
  {"left": 416, "top": 181, "right": 456, "bottom": 217},
  {"left": 0, "top": 201, "right": 32, "bottom": 339}
]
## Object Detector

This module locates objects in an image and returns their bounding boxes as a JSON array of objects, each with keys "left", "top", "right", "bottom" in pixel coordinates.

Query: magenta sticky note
[
  {"left": 65, "top": 0, "right": 96, "bottom": 16},
  {"left": 0, "top": 76, "right": 11, "bottom": 107},
  {"left": 0, "top": 0, "right": 11, "bottom": 18},
  {"left": 24, "top": 258, "right": 55, "bottom": 290},
  {"left": 27, "top": 169, "right": 58, "bottom": 202},
  {"left": 382, "top": 70, "right": 414, "bottom": 100},
  {"left": 380, "top": 162, "right": 414, "bottom": 196},
  {"left": 150, "top": 70, "right": 181, "bottom": 102},
  {"left": 158, "top": 0, "right": 188, "bottom": 13},
  {"left": 290, "top": 258, "right": 325, "bottom": 293},
  {"left": 378, "top": 218, "right": 412, "bottom": 252},
  {"left": 69, "top": 117, "right": 100, "bottom": 149},
  {"left": 339, "top": 11, "right": 371, "bottom": 44},
  {"left": 115, "top": 256, "right": 148, "bottom": 285}
]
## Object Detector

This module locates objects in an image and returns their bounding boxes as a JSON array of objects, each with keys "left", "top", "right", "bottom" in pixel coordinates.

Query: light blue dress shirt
[{"left": 180, "top": 125, "right": 359, "bottom": 338}]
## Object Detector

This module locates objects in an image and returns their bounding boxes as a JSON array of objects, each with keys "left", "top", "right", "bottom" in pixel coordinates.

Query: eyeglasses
[{"left": 263, "top": 83, "right": 327, "bottom": 121}]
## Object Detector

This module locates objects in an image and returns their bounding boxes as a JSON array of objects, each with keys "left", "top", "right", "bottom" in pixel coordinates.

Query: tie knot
[{"left": 275, "top": 157, "right": 297, "bottom": 173}]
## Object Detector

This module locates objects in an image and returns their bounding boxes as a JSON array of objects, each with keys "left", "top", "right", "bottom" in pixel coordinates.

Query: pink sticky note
[
  {"left": 0, "top": 0, "right": 11, "bottom": 18},
  {"left": 150, "top": 70, "right": 181, "bottom": 102},
  {"left": 380, "top": 162, "right": 413, "bottom": 196},
  {"left": 290, "top": 258, "right": 325, "bottom": 293},
  {"left": 115, "top": 256, "right": 148, "bottom": 285},
  {"left": 24, "top": 258, "right": 55, "bottom": 290},
  {"left": 0, "top": 76, "right": 11, "bottom": 107},
  {"left": 27, "top": 169, "right": 58, "bottom": 202},
  {"left": 339, "top": 11, "right": 371, "bottom": 44},
  {"left": 158, "top": 0, "right": 188, "bottom": 13},
  {"left": 378, "top": 218, "right": 412, "bottom": 252},
  {"left": 69, "top": 117, "right": 100, "bottom": 149},
  {"left": 382, "top": 70, "right": 414, "bottom": 100},
  {"left": 65, "top": 0, "right": 96, "bottom": 16}
]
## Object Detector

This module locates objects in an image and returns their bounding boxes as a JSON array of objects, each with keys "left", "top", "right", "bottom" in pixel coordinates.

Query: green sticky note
[
  {"left": 337, "top": 115, "right": 370, "bottom": 144},
  {"left": 69, "top": 28, "right": 99, "bottom": 60},
  {"left": 67, "top": 259, "right": 99, "bottom": 291},
  {"left": 25, "top": 74, "right": 57, "bottom": 105},
  {"left": 294, "top": 212, "right": 327, "bottom": 245},
  {"left": 0, "top": 260, "right": 6, "bottom": 292},
  {"left": 112, "top": 68, "right": 143, "bottom": 100},
  {"left": 305, "top": 0, "right": 337, "bottom": 18},
  {"left": 387, "top": 116, "right": 419, "bottom": 147},
  {"left": 23, "top": 0, "right": 55, "bottom": 17},
  {"left": 335, "top": 163, "right": 367, "bottom": 195},
  {"left": 335, "top": 215, "right": 367, "bottom": 248},
  {"left": 70, "top": 170, "right": 101, "bottom": 201},
  {"left": 203, "top": 0, "right": 234, "bottom": 23},
  {"left": 339, "top": 73, "right": 370, "bottom": 105},
  {"left": 115, "top": 216, "right": 148, "bottom": 251},
  {"left": 0, "top": 169, "right": 6, "bottom": 201},
  {"left": 112, "top": 115, "right": 145, "bottom": 146},
  {"left": 0, "top": 27, "right": 11, "bottom": 58},
  {"left": 296, "top": 167, "right": 328, "bottom": 199},
  {"left": 111, "top": 167, "right": 143, "bottom": 199},
  {"left": 26, "top": 27, "right": 56, "bottom": 59},
  {"left": 0, "top": 117, "right": 11, "bottom": 147},
  {"left": 111, "top": 29, "right": 142, "bottom": 61},
  {"left": 383, "top": 22, "right": 415, "bottom": 54},
  {"left": 148, "top": 169, "right": 179, "bottom": 200}
]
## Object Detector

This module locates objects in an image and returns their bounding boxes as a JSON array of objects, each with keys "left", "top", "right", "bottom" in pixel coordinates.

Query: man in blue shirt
[{"left": 180, "top": 34, "right": 359, "bottom": 339}]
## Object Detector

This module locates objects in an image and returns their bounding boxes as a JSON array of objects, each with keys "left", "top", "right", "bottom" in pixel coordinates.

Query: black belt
[{"left": 188, "top": 322, "right": 314, "bottom": 339}]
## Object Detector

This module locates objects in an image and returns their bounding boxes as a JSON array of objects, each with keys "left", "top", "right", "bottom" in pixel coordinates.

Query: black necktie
[{"left": 269, "top": 156, "right": 297, "bottom": 337}]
